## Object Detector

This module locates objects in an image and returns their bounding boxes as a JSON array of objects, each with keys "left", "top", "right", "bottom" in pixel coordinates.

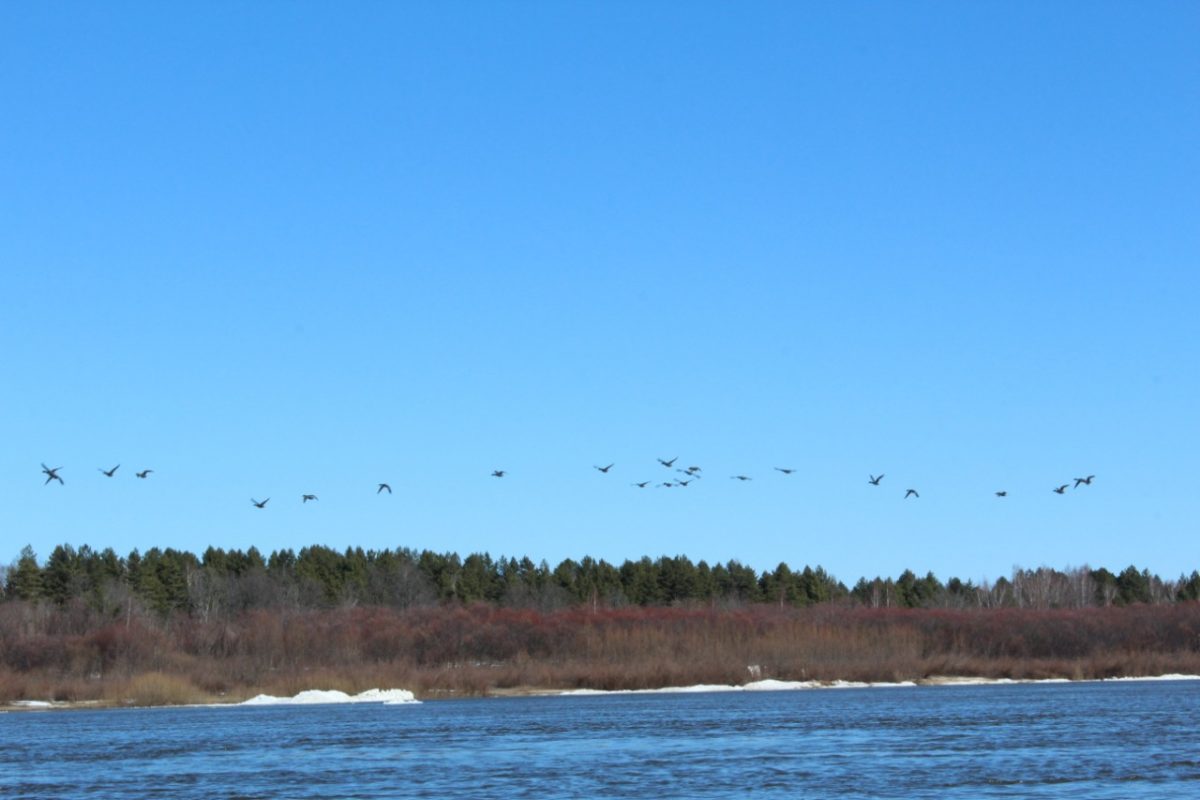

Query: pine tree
[{"left": 7, "top": 545, "right": 43, "bottom": 601}]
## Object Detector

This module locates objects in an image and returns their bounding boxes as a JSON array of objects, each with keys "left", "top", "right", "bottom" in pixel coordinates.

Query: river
[{"left": 2, "top": 679, "right": 1197, "bottom": 798}]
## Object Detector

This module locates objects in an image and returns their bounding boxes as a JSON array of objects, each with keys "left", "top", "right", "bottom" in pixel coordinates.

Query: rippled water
[{"left": 3, "top": 680, "right": 1198, "bottom": 798}]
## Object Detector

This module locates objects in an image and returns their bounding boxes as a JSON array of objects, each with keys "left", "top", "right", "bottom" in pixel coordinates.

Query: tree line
[{"left": 4, "top": 543, "right": 1198, "bottom": 620}]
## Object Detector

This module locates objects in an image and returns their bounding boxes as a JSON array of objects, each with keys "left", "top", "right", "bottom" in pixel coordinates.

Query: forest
[{"left": 3, "top": 543, "right": 1199, "bottom": 706}]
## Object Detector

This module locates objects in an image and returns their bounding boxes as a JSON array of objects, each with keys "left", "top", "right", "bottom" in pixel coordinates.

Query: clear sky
[{"left": 2, "top": 1, "right": 1197, "bottom": 585}]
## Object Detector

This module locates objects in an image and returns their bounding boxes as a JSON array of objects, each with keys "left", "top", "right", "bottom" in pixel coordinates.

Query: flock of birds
[{"left": 37, "top": 461, "right": 1097, "bottom": 507}]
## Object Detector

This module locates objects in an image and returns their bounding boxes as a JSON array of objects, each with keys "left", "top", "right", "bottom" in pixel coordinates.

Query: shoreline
[{"left": 6, "top": 673, "right": 1199, "bottom": 713}]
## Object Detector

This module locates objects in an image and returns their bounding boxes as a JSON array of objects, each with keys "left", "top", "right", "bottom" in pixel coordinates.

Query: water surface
[{"left": 3, "top": 680, "right": 1198, "bottom": 798}]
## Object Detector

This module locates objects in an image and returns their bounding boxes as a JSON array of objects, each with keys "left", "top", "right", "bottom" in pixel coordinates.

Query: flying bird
[
  {"left": 660, "top": 482, "right": 674, "bottom": 488},
  {"left": 99, "top": 464, "right": 120, "bottom": 477},
  {"left": 658, "top": 457, "right": 678, "bottom": 468},
  {"left": 632, "top": 481, "right": 650, "bottom": 488},
  {"left": 868, "top": 474, "right": 884, "bottom": 486},
  {"left": 731, "top": 475, "right": 752, "bottom": 481},
  {"left": 1074, "top": 475, "right": 1095, "bottom": 488},
  {"left": 774, "top": 468, "right": 796, "bottom": 475},
  {"left": 595, "top": 464, "right": 614, "bottom": 473},
  {"left": 904, "top": 489, "right": 919, "bottom": 499},
  {"left": 1053, "top": 485, "right": 1069, "bottom": 494},
  {"left": 302, "top": 494, "right": 318, "bottom": 503},
  {"left": 136, "top": 470, "right": 153, "bottom": 479},
  {"left": 491, "top": 470, "right": 506, "bottom": 478},
  {"left": 378, "top": 483, "right": 392, "bottom": 494},
  {"left": 684, "top": 466, "right": 702, "bottom": 474},
  {"left": 995, "top": 491, "right": 1007, "bottom": 497},
  {"left": 677, "top": 479, "right": 692, "bottom": 487},
  {"left": 41, "top": 464, "right": 63, "bottom": 485},
  {"left": 251, "top": 498, "right": 269, "bottom": 508}
]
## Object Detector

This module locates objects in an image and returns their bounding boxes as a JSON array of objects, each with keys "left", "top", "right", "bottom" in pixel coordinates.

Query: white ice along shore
[
  {"left": 240, "top": 688, "right": 420, "bottom": 706},
  {"left": 558, "top": 674, "right": 1200, "bottom": 696},
  {"left": 560, "top": 679, "right": 914, "bottom": 696}
]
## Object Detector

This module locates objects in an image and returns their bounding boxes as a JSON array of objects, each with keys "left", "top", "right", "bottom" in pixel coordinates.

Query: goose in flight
[
  {"left": 632, "top": 481, "right": 650, "bottom": 488},
  {"left": 904, "top": 489, "right": 919, "bottom": 499},
  {"left": 677, "top": 479, "right": 692, "bottom": 487},
  {"left": 659, "top": 482, "right": 674, "bottom": 488},
  {"left": 251, "top": 498, "right": 269, "bottom": 508},
  {"left": 99, "top": 464, "right": 120, "bottom": 478},
  {"left": 995, "top": 491, "right": 1007, "bottom": 497},
  {"left": 136, "top": 469, "right": 153, "bottom": 479},
  {"left": 731, "top": 475, "right": 752, "bottom": 481},
  {"left": 1074, "top": 475, "right": 1095, "bottom": 488},
  {"left": 1053, "top": 484, "right": 1069, "bottom": 494},
  {"left": 658, "top": 457, "right": 678, "bottom": 468},
  {"left": 491, "top": 470, "right": 506, "bottom": 478},
  {"left": 868, "top": 474, "right": 884, "bottom": 486},
  {"left": 302, "top": 494, "right": 318, "bottom": 503},
  {"left": 594, "top": 463, "right": 614, "bottom": 473},
  {"left": 42, "top": 464, "right": 64, "bottom": 485},
  {"left": 377, "top": 483, "right": 392, "bottom": 494},
  {"left": 774, "top": 467, "right": 796, "bottom": 475}
]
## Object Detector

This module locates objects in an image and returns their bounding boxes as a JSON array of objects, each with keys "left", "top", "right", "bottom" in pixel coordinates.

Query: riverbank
[
  {"left": 6, "top": 673, "right": 1200, "bottom": 713},
  {"left": 5, "top": 602, "right": 1200, "bottom": 710}
]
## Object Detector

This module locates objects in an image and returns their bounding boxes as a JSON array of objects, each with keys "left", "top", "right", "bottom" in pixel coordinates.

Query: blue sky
[{"left": 2, "top": 1, "right": 1197, "bottom": 585}]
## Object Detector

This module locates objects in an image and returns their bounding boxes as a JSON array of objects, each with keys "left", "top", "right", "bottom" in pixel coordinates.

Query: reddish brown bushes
[{"left": 3, "top": 601, "right": 1200, "bottom": 704}]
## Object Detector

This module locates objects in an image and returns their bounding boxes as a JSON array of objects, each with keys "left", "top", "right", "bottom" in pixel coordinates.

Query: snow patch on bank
[
  {"left": 240, "top": 688, "right": 420, "bottom": 706},
  {"left": 560, "top": 679, "right": 917, "bottom": 696},
  {"left": 560, "top": 674, "right": 1200, "bottom": 696}
]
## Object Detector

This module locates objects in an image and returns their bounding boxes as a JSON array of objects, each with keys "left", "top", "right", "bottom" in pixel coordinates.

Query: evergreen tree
[
  {"left": 1177, "top": 571, "right": 1200, "bottom": 602},
  {"left": 1115, "top": 565, "right": 1151, "bottom": 605},
  {"left": 7, "top": 545, "right": 43, "bottom": 601}
]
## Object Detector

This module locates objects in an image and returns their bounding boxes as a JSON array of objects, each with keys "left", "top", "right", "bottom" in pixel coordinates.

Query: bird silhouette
[
  {"left": 995, "top": 491, "right": 1007, "bottom": 497},
  {"left": 904, "top": 489, "right": 919, "bottom": 499},
  {"left": 774, "top": 468, "right": 795, "bottom": 475},
  {"left": 731, "top": 475, "right": 752, "bottom": 481},
  {"left": 378, "top": 483, "right": 392, "bottom": 494},
  {"left": 1053, "top": 485, "right": 1069, "bottom": 494},
  {"left": 868, "top": 474, "right": 884, "bottom": 486},
  {"left": 1074, "top": 475, "right": 1095, "bottom": 488},
  {"left": 676, "top": 479, "right": 692, "bottom": 487},
  {"left": 632, "top": 481, "right": 650, "bottom": 488},
  {"left": 595, "top": 464, "right": 614, "bottom": 473},
  {"left": 302, "top": 494, "right": 318, "bottom": 503},
  {"left": 659, "top": 482, "right": 674, "bottom": 488},
  {"left": 42, "top": 464, "right": 63, "bottom": 485},
  {"left": 136, "top": 470, "right": 153, "bottom": 479},
  {"left": 251, "top": 498, "right": 269, "bottom": 508},
  {"left": 658, "top": 457, "right": 678, "bottom": 468},
  {"left": 684, "top": 466, "right": 702, "bottom": 475},
  {"left": 491, "top": 470, "right": 506, "bottom": 478},
  {"left": 99, "top": 464, "right": 120, "bottom": 478}
]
